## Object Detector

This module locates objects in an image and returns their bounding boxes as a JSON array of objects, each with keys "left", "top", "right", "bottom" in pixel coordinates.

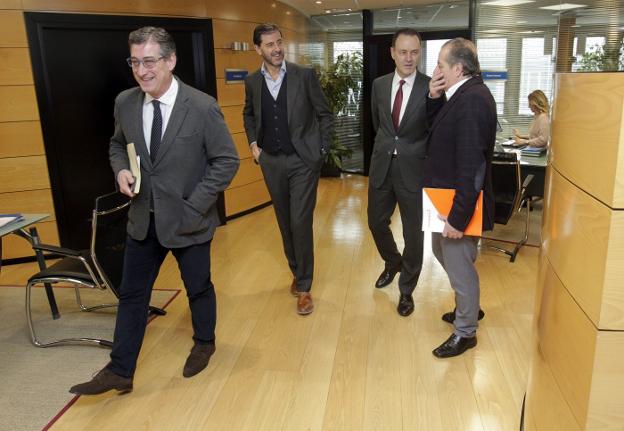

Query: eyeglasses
[{"left": 126, "top": 56, "right": 165, "bottom": 69}]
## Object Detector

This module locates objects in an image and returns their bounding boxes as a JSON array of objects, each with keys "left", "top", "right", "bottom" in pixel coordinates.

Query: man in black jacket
[{"left": 425, "top": 38, "right": 496, "bottom": 358}]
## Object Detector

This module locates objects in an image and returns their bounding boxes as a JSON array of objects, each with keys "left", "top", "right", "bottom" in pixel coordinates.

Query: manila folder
[{"left": 126, "top": 143, "right": 141, "bottom": 194}]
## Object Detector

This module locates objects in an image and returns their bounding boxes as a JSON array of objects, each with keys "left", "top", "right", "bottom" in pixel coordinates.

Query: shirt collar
[
  {"left": 261, "top": 61, "right": 287, "bottom": 79},
  {"left": 445, "top": 76, "right": 471, "bottom": 100},
  {"left": 392, "top": 70, "right": 417, "bottom": 87},
  {"left": 144, "top": 76, "right": 178, "bottom": 106}
]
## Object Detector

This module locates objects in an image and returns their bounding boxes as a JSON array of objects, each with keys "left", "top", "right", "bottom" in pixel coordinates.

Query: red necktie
[{"left": 392, "top": 79, "right": 405, "bottom": 131}]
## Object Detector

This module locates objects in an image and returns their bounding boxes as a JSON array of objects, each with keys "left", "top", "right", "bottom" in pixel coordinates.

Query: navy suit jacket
[{"left": 423, "top": 76, "right": 497, "bottom": 232}]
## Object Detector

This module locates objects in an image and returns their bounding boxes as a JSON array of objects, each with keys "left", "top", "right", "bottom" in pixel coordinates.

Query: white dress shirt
[
  {"left": 260, "top": 61, "right": 287, "bottom": 100},
  {"left": 390, "top": 70, "right": 417, "bottom": 127},
  {"left": 143, "top": 77, "right": 179, "bottom": 155},
  {"left": 445, "top": 76, "right": 471, "bottom": 101}
]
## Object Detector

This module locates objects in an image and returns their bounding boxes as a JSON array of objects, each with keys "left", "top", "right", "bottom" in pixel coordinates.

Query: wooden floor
[{"left": 1, "top": 175, "right": 538, "bottom": 431}]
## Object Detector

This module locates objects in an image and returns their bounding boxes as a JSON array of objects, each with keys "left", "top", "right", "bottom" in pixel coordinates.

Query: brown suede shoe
[
  {"left": 183, "top": 342, "right": 216, "bottom": 378},
  {"left": 290, "top": 279, "right": 298, "bottom": 297},
  {"left": 296, "top": 292, "right": 314, "bottom": 315},
  {"left": 69, "top": 367, "right": 133, "bottom": 395}
]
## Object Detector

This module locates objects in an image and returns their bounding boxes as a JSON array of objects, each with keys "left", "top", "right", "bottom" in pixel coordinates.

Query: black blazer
[
  {"left": 242, "top": 61, "right": 333, "bottom": 172},
  {"left": 369, "top": 71, "right": 430, "bottom": 193},
  {"left": 423, "top": 76, "right": 497, "bottom": 232}
]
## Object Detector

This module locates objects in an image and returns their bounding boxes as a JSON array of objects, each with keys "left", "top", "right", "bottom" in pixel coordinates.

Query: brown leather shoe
[
  {"left": 296, "top": 292, "right": 314, "bottom": 315},
  {"left": 290, "top": 279, "right": 298, "bottom": 297},
  {"left": 183, "top": 342, "right": 216, "bottom": 378},
  {"left": 69, "top": 367, "right": 133, "bottom": 395}
]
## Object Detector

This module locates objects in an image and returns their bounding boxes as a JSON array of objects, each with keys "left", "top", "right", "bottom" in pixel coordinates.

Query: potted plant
[{"left": 317, "top": 52, "right": 362, "bottom": 176}]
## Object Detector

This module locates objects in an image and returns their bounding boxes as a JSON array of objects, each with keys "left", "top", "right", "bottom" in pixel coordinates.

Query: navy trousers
[{"left": 108, "top": 215, "right": 215, "bottom": 378}]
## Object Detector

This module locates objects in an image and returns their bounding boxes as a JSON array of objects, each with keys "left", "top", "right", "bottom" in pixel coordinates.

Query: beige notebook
[{"left": 126, "top": 143, "right": 141, "bottom": 194}]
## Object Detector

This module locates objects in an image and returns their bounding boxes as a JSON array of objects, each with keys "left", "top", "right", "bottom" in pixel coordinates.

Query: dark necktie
[
  {"left": 392, "top": 79, "right": 405, "bottom": 131},
  {"left": 150, "top": 100, "right": 162, "bottom": 162}
]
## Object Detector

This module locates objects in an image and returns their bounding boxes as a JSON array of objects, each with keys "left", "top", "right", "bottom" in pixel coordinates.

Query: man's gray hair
[
  {"left": 442, "top": 38, "right": 480, "bottom": 77},
  {"left": 128, "top": 26, "right": 176, "bottom": 58}
]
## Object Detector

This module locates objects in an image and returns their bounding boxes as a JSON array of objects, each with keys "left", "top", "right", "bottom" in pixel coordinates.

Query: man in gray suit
[
  {"left": 70, "top": 27, "right": 239, "bottom": 395},
  {"left": 368, "top": 28, "right": 430, "bottom": 316},
  {"left": 243, "top": 23, "right": 332, "bottom": 315}
]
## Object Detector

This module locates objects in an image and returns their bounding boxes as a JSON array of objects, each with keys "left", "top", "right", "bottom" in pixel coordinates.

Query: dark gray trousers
[
  {"left": 259, "top": 151, "right": 319, "bottom": 292},
  {"left": 367, "top": 158, "right": 424, "bottom": 295},
  {"left": 431, "top": 233, "right": 480, "bottom": 338}
]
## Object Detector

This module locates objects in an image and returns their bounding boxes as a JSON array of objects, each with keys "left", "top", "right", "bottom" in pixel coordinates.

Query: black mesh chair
[
  {"left": 485, "top": 152, "right": 534, "bottom": 262},
  {"left": 25, "top": 192, "right": 166, "bottom": 348}
]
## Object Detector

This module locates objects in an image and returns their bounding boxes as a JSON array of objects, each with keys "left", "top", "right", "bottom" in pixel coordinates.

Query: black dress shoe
[
  {"left": 432, "top": 333, "right": 477, "bottom": 358},
  {"left": 397, "top": 294, "right": 414, "bottom": 316},
  {"left": 441, "top": 308, "right": 485, "bottom": 324},
  {"left": 69, "top": 367, "right": 133, "bottom": 395},
  {"left": 375, "top": 267, "right": 400, "bottom": 288},
  {"left": 183, "top": 342, "right": 216, "bottom": 378}
]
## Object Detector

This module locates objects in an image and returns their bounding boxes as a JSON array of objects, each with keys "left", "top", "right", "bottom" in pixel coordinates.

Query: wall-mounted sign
[
  {"left": 225, "top": 69, "right": 248, "bottom": 84},
  {"left": 482, "top": 71, "right": 508, "bottom": 80}
]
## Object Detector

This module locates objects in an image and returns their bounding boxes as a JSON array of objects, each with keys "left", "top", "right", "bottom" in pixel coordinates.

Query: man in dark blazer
[
  {"left": 425, "top": 38, "right": 496, "bottom": 358},
  {"left": 368, "top": 28, "right": 430, "bottom": 317},
  {"left": 243, "top": 23, "right": 333, "bottom": 315},
  {"left": 70, "top": 27, "right": 239, "bottom": 395}
]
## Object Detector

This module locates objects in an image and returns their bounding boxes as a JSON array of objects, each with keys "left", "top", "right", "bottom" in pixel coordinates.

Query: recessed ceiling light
[
  {"left": 483, "top": 0, "right": 534, "bottom": 5},
  {"left": 539, "top": 3, "right": 586, "bottom": 10},
  {"left": 315, "top": 0, "right": 322, "bottom": 3},
  {"left": 286, "top": 10, "right": 290, "bottom": 14},
  {"left": 325, "top": 9, "right": 331, "bottom": 13}
]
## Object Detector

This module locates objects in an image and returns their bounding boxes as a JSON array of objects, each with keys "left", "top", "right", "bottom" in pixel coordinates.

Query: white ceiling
[{"left": 279, "top": 0, "right": 446, "bottom": 16}]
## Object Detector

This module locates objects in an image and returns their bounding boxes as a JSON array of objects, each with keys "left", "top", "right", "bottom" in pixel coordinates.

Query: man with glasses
[{"left": 70, "top": 26, "right": 239, "bottom": 395}]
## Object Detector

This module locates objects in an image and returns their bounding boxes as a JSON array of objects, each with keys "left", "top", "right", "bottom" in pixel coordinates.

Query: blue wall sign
[
  {"left": 225, "top": 69, "right": 248, "bottom": 84},
  {"left": 482, "top": 71, "right": 508, "bottom": 80}
]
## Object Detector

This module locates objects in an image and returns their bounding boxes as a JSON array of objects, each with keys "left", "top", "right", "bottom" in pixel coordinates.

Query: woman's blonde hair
[{"left": 528, "top": 90, "right": 549, "bottom": 114}]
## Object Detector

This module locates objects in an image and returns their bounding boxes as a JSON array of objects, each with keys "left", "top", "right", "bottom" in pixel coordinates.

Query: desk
[
  {"left": 519, "top": 153, "right": 547, "bottom": 198},
  {"left": 0, "top": 214, "right": 60, "bottom": 319},
  {"left": 496, "top": 149, "right": 547, "bottom": 198}
]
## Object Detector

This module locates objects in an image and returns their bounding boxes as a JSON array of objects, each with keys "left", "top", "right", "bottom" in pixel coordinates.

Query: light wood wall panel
[
  {"left": 217, "top": 78, "right": 245, "bottom": 107},
  {"left": 225, "top": 179, "right": 270, "bottom": 216},
  {"left": 222, "top": 104, "right": 244, "bottom": 134},
  {"left": 0, "top": 155, "right": 50, "bottom": 193},
  {"left": 1, "top": 221, "right": 58, "bottom": 259},
  {"left": 551, "top": 73, "right": 624, "bottom": 209},
  {"left": 206, "top": 0, "right": 308, "bottom": 31},
  {"left": 0, "top": 86, "right": 39, "bottom": 122},
  {"left": 0, "top": 48, "right": 34, "bottom": 85},
  {"left": 0, "top": 10, "right": 28, "bottom": 47},
  {"left": 0, "top": 121, "right": 44, "bottom": 158},
  {"left": 213, "top": 18, "right": 306, "bottom": 49},
  {"left": 215, "top": 49, "right": 261, "bottom": 78},
  {"left": 232, "top": 132, "right": 250, "bottom": 160},
  {"left": 23, "top": 0, "right": 207, "bottom": 16},
  {"left": 0, "top": 189, "right": 56, "bottom": 220},
  {"left": 542, "top": 167, "right": 624, "bottom": 329},
  {"left": 0, "top": 1, "right": 24, "bottom": 9},
  {"left": 228, "top": 157, "right": 262, "bottom": 189}
]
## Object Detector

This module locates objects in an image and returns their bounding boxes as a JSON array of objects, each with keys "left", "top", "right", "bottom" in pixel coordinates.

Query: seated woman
[{"left": 513, "top": 89, "right": 550, "bottom": 148}]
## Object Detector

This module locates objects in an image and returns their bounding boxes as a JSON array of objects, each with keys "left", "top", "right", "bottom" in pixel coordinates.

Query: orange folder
[{"left": 422, "top": 188, "right": 483, "bottom": 236}]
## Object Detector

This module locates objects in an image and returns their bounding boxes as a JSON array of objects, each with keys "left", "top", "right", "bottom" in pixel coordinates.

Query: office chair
[
  {"left": 485, "top": 152, "right": 534, "bottom": 262},
  {"left": 25, "top": 192, "right": 166, "bottom": 348}
]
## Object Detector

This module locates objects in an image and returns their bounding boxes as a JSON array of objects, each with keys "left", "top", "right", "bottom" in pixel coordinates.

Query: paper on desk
[{"left": 0, "top": 213, "right": 24, "bottom": 229}]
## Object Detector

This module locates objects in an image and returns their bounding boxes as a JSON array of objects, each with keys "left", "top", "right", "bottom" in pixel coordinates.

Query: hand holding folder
[
  {"left": 126, "top": 143, "right": 141, "bottom": 194},
  {"left": 422, "top": 188, "right": 483, "bottom": 236}
]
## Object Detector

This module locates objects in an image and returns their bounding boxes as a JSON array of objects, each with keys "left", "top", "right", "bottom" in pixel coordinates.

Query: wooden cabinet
[{"left": 525, "top": 73, "right": 624, "bottom": 430}]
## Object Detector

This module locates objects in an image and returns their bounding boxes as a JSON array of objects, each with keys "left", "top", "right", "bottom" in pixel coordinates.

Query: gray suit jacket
[
  {"left": 109, "top": 77, "right": 240, "bottom": 248},
  {"left": 242, "top": 61, "right": 333, "bottom": 172},
  {"left": 369, "top": 71, "right": 430, "bottom": 192}
]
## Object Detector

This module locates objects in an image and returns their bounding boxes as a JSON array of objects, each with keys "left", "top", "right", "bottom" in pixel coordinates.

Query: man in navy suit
[{"left": 425, "top": 38, "right": 496, "bottom": 358}]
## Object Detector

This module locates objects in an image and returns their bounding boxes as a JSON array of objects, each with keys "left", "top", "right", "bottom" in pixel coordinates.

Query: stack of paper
[
  {"left": 521, "top": 146, "right": 546, "bottom": 157},
  {"left": 0, "top": 213, "right": 24, "bottom": 229}
]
